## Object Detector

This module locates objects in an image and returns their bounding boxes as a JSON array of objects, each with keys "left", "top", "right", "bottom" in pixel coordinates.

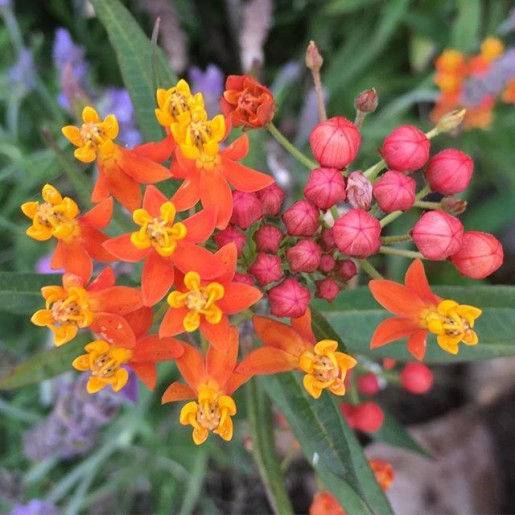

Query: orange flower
[
  {"left": 220, "top": 75, "right": 276, "bottom": 129},
  {"left": 369, "top": 259, "right": 482, "bottom": 360},
  {"left": 21, "top": 184, "right": 114, "bottom": 282},
  {"left": 31, "top": 267, "right": 143, "bottom": 347},
  {"left": 161, "top": 327, "right": 250, "bottom": 445},
  {"left": 160, "top": 243, "right": 262, "bottom": 352},
  {"left": 170, "top": 108, "right": 274, "bottom": 229},
  {"left": 309, "top": 491, "right": 346, "bottom": 515},
  {"left": 62, "top": 106, "right": 172, "bottom": 211},
  {"left": 237, "top": 308, "right": 357, "bottom": 399},
  {"left": 103, "top": 185, "right": 224, "bottom": 306},
  {"left": 368, "top": 458, "right": 395, "bottom": 492}
]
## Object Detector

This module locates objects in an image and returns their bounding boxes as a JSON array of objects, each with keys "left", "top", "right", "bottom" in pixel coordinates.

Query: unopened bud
[
  {"left": 318, "top": 253, "right": 336, "bottom": 274},
  {"left": 286, "top": 239, "right": 322, "bottom": 273},
  {"left": 268, "top": 277, "right": 311, "bottom": 318},
  {"left": 282, "top": 200, "right": 320, "bottom": 236},
  {"left": 253, "top": 224, "right": 284, "bottom": 253},
  {"left": 213, "top": 225, "right": 247, "bottom": 256},
  {"left": 256, "top": 184, "right": 285, "bottom": 216},
  {"left": 441, "top": 196, "right": 467, "bottom": 215},
  {"left": 346, "top": 171, "right": 372, "bottom": 210},
  {"left": 400, "top": 363, "right": 434, "bottom": 394},
  {"left": 304, "top": 167, "right": 346, "bottom": 210},
  {"left": 354, "top": 88, "right": 378, "bottom": 113},
  {"left": 334, "top": 259, "right": 358, "bottom": 281},
  {"left": 248, "top": 253, "right": 283, "bottom": 286},
  {"left": 381, "top": 125, "right": 430, "bottom": 172},
  {"left": 315, "top": 278, "right": 340, "bottom": 303},
  {"left": 373, "top": 170, "right": 416, "bottom": 212},
  {"left": 424, "top": 149, "right": 473, "bottom": 195},
  {"left": 230, "top": 191, "right": 263, "bottom": 229},
  {"left": 435, "top": 108, "right": 466, "bottom": 134},
  {"left": 333, "top": 209, "right": 381, "bottom": 258},
  {"left": 305, "top": 40, "right": 324, "bottom": 71}
]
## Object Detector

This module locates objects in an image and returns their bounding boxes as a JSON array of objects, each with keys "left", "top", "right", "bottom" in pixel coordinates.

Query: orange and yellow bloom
[
  {"left": 238, "top": 308, "right": 357, "bottom": 399},
  {"left": 369, "top": 259, "right": 482, "bottom": 360},
  {"left": 161, "top": 328, "right": 250, "bottom": 444}
]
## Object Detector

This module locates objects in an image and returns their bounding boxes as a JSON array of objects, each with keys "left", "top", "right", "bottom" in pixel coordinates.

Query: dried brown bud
[
  {"left": 354, "top": 88, "right": 378, "bottom": 113},
  {"left": 441, "top": 196, "right": 468, "bottom": 215},
  {"left": 306, "top": 40, "right": 324, "bottom": 71}
]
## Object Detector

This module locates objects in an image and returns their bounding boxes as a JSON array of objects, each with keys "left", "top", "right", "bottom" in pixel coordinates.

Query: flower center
[
  {"left": 167, "top": 271, "right": 224, "bottom": 332},
  {"left": 131, "top": 202, "right": 187, "bottom": 257},
  {"left": 34, "top": 202, "right": 79, "bottom": 241},
  {"left": 92, "top": 352, "right": 122, "bottom": 378},
  {"left": 298, "top": 339, "right": 357, "bottom": 399},
  {"left": 168, "top": 91, "right": 190, "bottom": 119},
  {"left": 79, "top": 121, "right": 108, "bottom": 149},
  {"left": 48, "top": 286, "right": 93, "bottom": 328}
]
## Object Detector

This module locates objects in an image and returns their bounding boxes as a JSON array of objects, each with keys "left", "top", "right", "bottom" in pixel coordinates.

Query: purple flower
[
  {"left": 35, "top": 254, "right": 63, "bottom": 275},
  {"left": 52, "top": 28, "right": 87, "bottom": 80},
  {"left": 10, "top": 500, "right": 60, "bottom": 515},
  {"left": 189, "top": 64, "right": 224, "bottom": 117},
  {"left": 8, "top": 48, "right": 36, "bottom": 95}
]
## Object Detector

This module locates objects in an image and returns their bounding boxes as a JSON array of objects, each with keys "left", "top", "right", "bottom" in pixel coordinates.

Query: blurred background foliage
[{"left": 1, "top": 0, "right": 514, "bottom": 513}]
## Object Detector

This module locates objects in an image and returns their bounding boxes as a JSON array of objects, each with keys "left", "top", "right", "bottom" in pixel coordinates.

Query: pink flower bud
[
  {"left": 346, "top": 171, "right": 372, "bottom": 210},
  {"left": 319, "top": 253, "right": 336, "bottom": 273},
  {"left": 286, "top": 239, "right": 322, "bottom": 273},
  {"left": 320, "top": 227, "right": 336, "bottom": 250},
  {"left": 449, "top": 231, "right": 503, "bottom": 279},
  {"left": 233, "top": 272, "right": 255, "bottom": 286},
  {"left": 400, "top": 363, "right": 433, "bottom": 394},
  {"left": 315, "top": 278, "right": 340, "bottom": 303},
  {"left": 303, "top": 167, "right": 346, "bottom": 210},
  {"left": 340, "top": 403, "right": 358, "bottom": 429},
  {"left": 357, "top": 372, "right": 380, "bottom": 396},
  {"left": 253, "top": 224, "right": 284, "bottom": 253},
  {"left": 268, "top": 277, "right": 311, "bottom": 318},
  {"left": 410, "top": 211, "right": 463, "bottom": 260},
  {"left": 333, "top": 209, "right": 381, "bottom": 258},
  {"left": 310, "top": 117, "right": 361, "bottom": 169},
  {"left": 305, "top": 40, "right": 324, "bottom": 71},
  {"left": 353, "top": 401, "right": 384, "bottom": 432},
  {"left": 248, "top": 253, "right": 283, "bottom": 286},
  {"left": 373, "top": 170, "right": 416, "bottom": 212},
  {"left": 213, "top": 225, "right": 247, "bottom": 256},
  {"left": 282, "top": 200, "right": 320, "bottom": 236},
  {"left": 256, "top": 183, "right": 285, "bottom": 216},
  {"left": 354, "top": 88, "right": 378, "bottom": 113},
  {"left": 424, "top": 149, "right": 473, "bottom": 194},
  {"left": 230, "top": 191, "right": 263, "bottom": 229},
  {"left": 381, "top": 125, "right": 430, "bottom": 172},
  {"left": 334, "top": 259, "right": 358, "bottom": 281}
]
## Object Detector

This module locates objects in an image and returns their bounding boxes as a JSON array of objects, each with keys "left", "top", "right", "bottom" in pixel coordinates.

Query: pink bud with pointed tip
[
  {"left": 424, "top": 149, "right": 473, "bottom": 194},
  {"left": 411, "top": 211, "right": 463, "bottom": 260},
  {"left": 315, "top": 278, "right": 340, "bottom": 303},
  {"left": 233, "top": 272, "right": 255, "bottom": 286},
  {"left": 230, "top": 191, "right": 263, "bottom": 229},
  {"left": 286, "top": 239, "right": 322, "bottom": 273},
  {"left": 268, "top": 277, "right": 311, "bottom": 318},
  {"left": 310, "top": 117, "right": 361, "bottom": 169},
  {"left": 333, "top": 209, "right": 381, "bottom": 258},
  {"left": 253, "top": 224, "right": 284, "bottom": 253},
  {"left": 282, "top": 200, "right": 320, "bottom": 236},
  {"left": 319, "top": 254, "right": 336, "bottom": 274},
  {"left": 213, "top": 225, "right": 247, "bottom": 256},
  {"left": 320, "top": 227, "right": 336, "bottom": 251},
  {"left": 248, "top": 253, "right": 283, "bottom": 286},
  {"left": 334, "top": 259, "right": 358, "bottom": 281},
  {"left": 256, "top": 183, "right": 285, "bottom": 216},
  {"left": 304, "top": 167, "right": 346, "bottom": 210},
  {"left": 449, "top": 231, "right": 503, "bottom": 279},
  {"left": 381, "top": 125, "right": 430, "bottom": 172},
  {"left": 373, "top": 170, "right": 416, "bottom": 212}
]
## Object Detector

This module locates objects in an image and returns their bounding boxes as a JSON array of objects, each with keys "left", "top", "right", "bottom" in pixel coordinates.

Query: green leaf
[
  {"left": 90, "top": 0, "right": 177, "bottom": 141},
  {"left": 0, "top": 272, "right": 61, "bottom": 315},
  {"left": 0, "top": 340, "right": 84, "bottom": 389},
  {"left": 451, "top": 0, "right": 481, "bottom": 51},
  {"left": 311, "top": 306, "right": 349, "bottom": 353},
  {"left": 316, "top": 286, "right": 515, "bottom": 363},
  {"left": 263, "top": 373, "right": 393, "bottom": 514}
]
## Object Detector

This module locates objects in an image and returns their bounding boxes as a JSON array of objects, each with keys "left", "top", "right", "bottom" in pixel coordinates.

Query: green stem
[
  {"left": 363, "top": 159, "right": 386, "bottom": 181},
  {"left": 413, "top": 200, "right": 441, "bottom": 210},
  {"left": 267, "top": 123, "right": 317, "bottom": 170},
  {"left": 354, "top": 110, "right": 366, "bottom": 131},
  {"left": 379, "top": 246, "right": 423, "bottom": 259},
  {"left": 357, "top": 259, "right": 383, "bottom": 279},
  {"left": 246, "top": 378, "right": 294, "bottom": 515},
  {"left": 380, "top": 234, "right": 411, "bottom": 244}
]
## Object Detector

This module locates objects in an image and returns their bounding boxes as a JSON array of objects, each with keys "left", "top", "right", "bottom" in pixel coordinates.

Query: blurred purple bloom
[
  {"left": 189, "top": 64, "right": 224, "bottom": 117},
  {"left": 35, "top": 254, "right": 63, "bottom": 275},
  {"left": 52, "top": 28, "right": 87, "bottom": 80},
  {"left": 0, "top": 0, "right": 12, "bottom": 9},
  {"left": 119, "top": 367, "right": 139, "bottom": 403},
  {"left": 10, "top": 500, "right": 60, "bottom": 515},
  {"left": 8, "top": 48, "right": 36, "bottom": 95}
]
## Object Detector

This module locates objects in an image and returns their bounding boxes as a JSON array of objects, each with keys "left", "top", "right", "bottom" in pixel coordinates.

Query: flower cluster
[{"left": 431, "top": 37, "right": 515, "bottom": 129}]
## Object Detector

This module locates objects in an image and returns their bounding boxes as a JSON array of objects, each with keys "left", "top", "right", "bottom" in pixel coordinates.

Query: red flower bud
[
  {"left": 305, "top": 40, "right": 324, "bottom": 71},
  {"left": 256, "top": 183, "right": 285, "bottom": 216},
  {"left": 357, "top": 372, "right": 380, "bottom": 396},
  {"left": 346, "top": 171, "right": 372, "bottom": 210},
  {"left": 449, "top": 231, "right": 504, "bottom": 279},
  {"left": 304, "top": 167, "right": 346, "bottom": 210},
  {"left": 334, "top": 259, "right": 358, "bottom": 281},
  {"left": 381, "top": 125, "right": 430, "bottom": 172},
  {"left": 286, "top": 239, "right": 322, "bottom": 273},
  {"left": 310, "top": 117, "right": 361, "bottom": 169},
  {"left": 230, "top": 191, "right": 263, "bottom": 229},
  {"left": 353, "top": 401, "right": 384, "bottom": 432},
  {"left": 333, "top": 209, "right": 381, "bottom": 258},
  {"left": 248, "top": 253, "right": 283, "bottom": 286},
  {"left": 315, "top": 278, "right": 340, "bottom": 303},
  {"left": 424, "top": 149, "right": 473, "bottom": 194},
  {"left": 221, "top": 75, "right": 276, "bottom": 129},
  {"left": 268, "top": 277, "right": 311, "bottom": 318},
  {"left": 282, "top": 200, "right": 320, "bottom": 236},
  {"left": 319, "top": 253, "right": 336, "bottom": 274},
  {"left": 411, "top": 211, "right": 463, "bottom": 260},
  {"left": 340, "top": 402, "right": 358, "bottom": 429},
  {"left": 354, "top": 88, "right": 378, "bottom": 113},
  {"left": 372, "top": 170, "right": 416, "bottom": 212},
  {"left": 253, "top": 224, "right": 284, "bottom": 253},
  {"left": 400, "top": 363, "right": 434, "bottom": 394},
  {"left": 233, "top": 272, "right": 255, "bottom": 286},
  {"left": 320, "top": 227, "right": 336, "bottom": 251},
  {"left": 213, "top": 225, "right": 247, "bottom": 256}
]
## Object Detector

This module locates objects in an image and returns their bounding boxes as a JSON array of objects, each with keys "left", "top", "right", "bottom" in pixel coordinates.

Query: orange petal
[
  {"left": 103, "top": 234, "right": 149, "bottom": 263},
  {"left": 133, "top": 136, "right": 175, "bottom": 162},
  {"left": 200, "top": 316, "right": 231, "bottom": 353},
  {"left": 91, "top": 313, "right": 136, "bottom": 348},
  {"left": 213, "top": 243, "right": 237, "bottom": 283},
  {"left": 124, "top": 307, "right": 153, "bottom": 339},
  {"left": 176, "top": 343, "right": 205, "bottom": 390},
  {"left": 370, "top": 318, "right": 419, "bottom": 348},
  {"left": 221, "top": 134, "right": 249, "bottom": 161},
  {"left": 80, "top": 197, "right": 113, "bottom": 229},
  {"left": 90, "top": 286, "right": 142, "bottom": 314},
  {"left": 199, "top": 167, "right": 232, "bottom": 230},
  {"left": 162, "top": 381, "right": 195, "bottom": 403},
  {"left": 182, "top": 207, "right": 216, "bottom": 244},
  {"left": 132, "top": 334, "right": 184, "bottom": 362},
  {"left": 117, "top": 147, "right": 171, "bottom": 184},
  {"left": 206, "top": 326, "right": 239, "bottom": 386},
  {"left": 61, "top": 242, "right": 92, "bottom": 283},
  {"left": 407, "top": 330, "right": 428, "bottom": 361},
  {"left": 224, "top": 372, "right": 251, "bottom": 396},
  {"left": 217, "top": 282, "right": 262, "bottom": 314},
  {"left": 51, "top": 241, "right": 64, "bottom": 270},
  {"left": 221, "top": 157, "right": 274, "bottom": 192},
  {"left": 290, "top": 307, "right": 315, "bottom": 344},
  {"left": 253, "top": 315, "right": 308, "bottom": 356},
  {"left": 91, "top": 173, "right": 110, "bottom": 204},
  {"left": 87, "top": 266, "right": 115, "bottom": 292},
  {"left": 173, "top": 241, "right": 225, "bottom": 280},
  {"left": 369, "top": 279, "right": 427, "bottom": 317},
  {"left": 170, "top": 177, "right": 201, "bottom": 211},
  {"left": 130, "top": 362, "right": 157, "bottom": 390},
  {"left": 142, "top": 185, "right": 168, "bottom": 217},
  {"left": 142, "top": 252, "right": 175, "bottom": 306},
  {"left": 404, "top": 259, "right": 441, "bottom": 306},
  {"left": 159, "top": 306, "right": 188, "bottom": 337},
  {"left": 80, "top": 226, "right": 115, "bottom": 263},
  {"left": 237, "top": 347, "right": 298, "bottom": 375}
]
